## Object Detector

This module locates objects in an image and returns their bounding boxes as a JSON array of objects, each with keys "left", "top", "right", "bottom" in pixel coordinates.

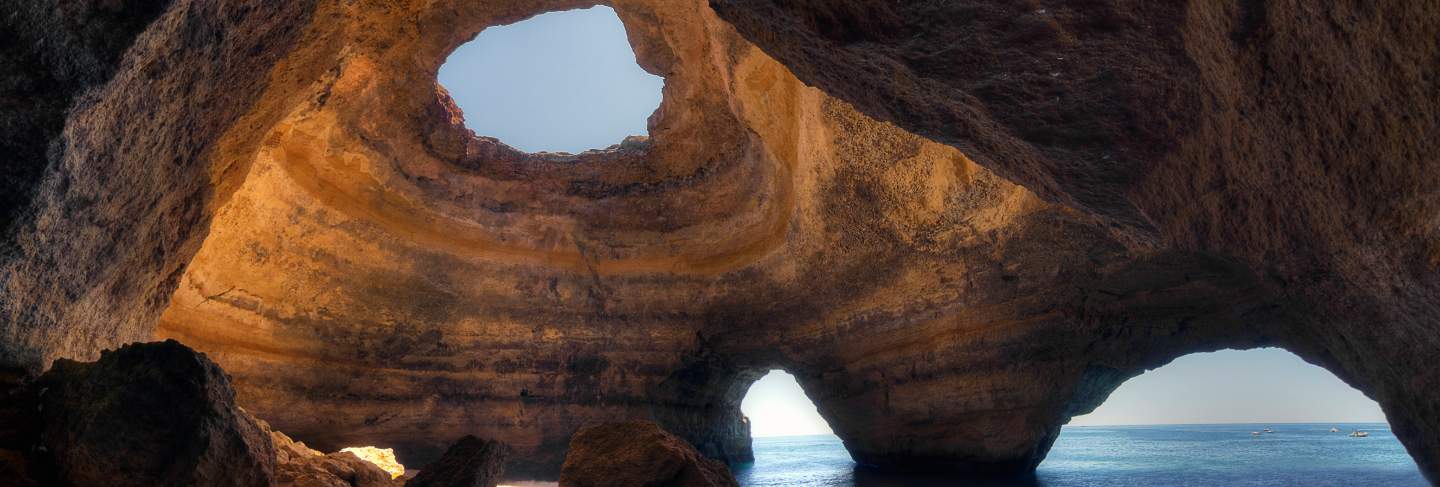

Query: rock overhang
[{"left": 0, "top": 0, "right": 1435, "bottom": 482}]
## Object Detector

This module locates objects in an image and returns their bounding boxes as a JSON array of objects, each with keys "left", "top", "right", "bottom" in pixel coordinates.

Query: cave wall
[
  {"left": 708, "top": 0, "right": 1440, "bottom": 477},
  {"left": 0, "top": 0, "right": 322, "bottom": 372},
  {"left": 0, "top": 0, "right": 1435, "bottom": 482},
  {"left": 146, "top": 0, "right": 1292, "bottom": 476}
]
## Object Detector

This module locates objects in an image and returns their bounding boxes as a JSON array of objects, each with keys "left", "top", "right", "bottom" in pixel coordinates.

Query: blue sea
[{"left": 733, "top": 424, "right": 1429, "bottom": 486}]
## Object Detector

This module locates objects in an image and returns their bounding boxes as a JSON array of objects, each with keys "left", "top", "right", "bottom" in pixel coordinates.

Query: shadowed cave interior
[{"left": 0, "top": 0, "right": 1437, "bottom": 486}]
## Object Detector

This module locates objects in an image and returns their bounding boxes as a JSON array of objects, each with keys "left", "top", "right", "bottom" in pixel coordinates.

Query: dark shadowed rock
[
  {"left": 33, "top": 340, "right": 275, "bottom": 487},
  {"left": 406, "top": 435, "right": 507, "bottom": 487},
  {"left": 559, "top": 421, "right": 738, "bottom": 487},
  {"left": 0, "top": 449, "right": 40, "bottom": 487}
]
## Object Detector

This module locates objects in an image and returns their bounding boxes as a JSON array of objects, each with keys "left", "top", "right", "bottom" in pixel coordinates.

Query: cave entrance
[
  {"left": 437, "top": 5, "right": 663, "bottom": 154},
  {"left": 732, "top": 370, "right": 852, "bottom": 484},
  {"left": 1047, "top": 348, "right": 1426, "bottom": 484}
]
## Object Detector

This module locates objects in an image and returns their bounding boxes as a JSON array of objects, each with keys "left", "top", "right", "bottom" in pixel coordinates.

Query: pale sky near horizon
[
  {"left": 437, "top": 7, "right": 1390, "bottom": 438},
  {"left": 738, "top": 348, "right": 1387, "bottom": 437}
]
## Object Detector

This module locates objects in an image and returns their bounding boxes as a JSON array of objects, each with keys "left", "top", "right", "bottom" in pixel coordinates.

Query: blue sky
[
  {"left": 437, "top": 7, "right": 1389, "bottom": 437},
  {"left": 437, "top": 6, "right": 662, "bottom": 153}
]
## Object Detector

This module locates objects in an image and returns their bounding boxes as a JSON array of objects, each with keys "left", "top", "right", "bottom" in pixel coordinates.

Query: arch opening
[
  {"left": 732, "top": 369, "right": 852, "bottom": 485},
  {"left": 727, "top": 351, "right": 1428, "bottom": 486},
  {"left": 437, "top": 5, "right": 663, "bottom": 154},
  {"left": 1046, "top": 348, "right": 1426, "bottom": 485},
  {"left": 740, "top": 370, "right": 834, "bottom": 439}
]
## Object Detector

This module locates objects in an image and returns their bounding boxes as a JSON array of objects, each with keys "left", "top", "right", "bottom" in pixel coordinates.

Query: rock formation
[
  {"left": 559, "top": 421, "right": 739, "bottom": 487},
  {"left": 1, "top": 340, "right": 276, "bottom": 487},
  {"left": 271, "top": 426, "right": 402, "bottom": 487},
  {"left": 705, "top": 0, "right": 1440, "bottom": 476},
  {"left": 0, "top": 0, "right": 1436, "bottom": 483},
  {"left": 339, "top": 447, "right": 407, "bottom": 481},
  {"left": 405, "top": 436, "right": 507, "bottom": 487}
]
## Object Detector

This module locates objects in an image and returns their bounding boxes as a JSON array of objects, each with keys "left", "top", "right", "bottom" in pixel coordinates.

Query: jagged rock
[
  {"left": 340, "top": 447, "right": 406, "bottom": 480},
  {"left": 558, "top": 421, "right": 738, "bottom": 487},
  {"left": 33, "top": 340, "right": 275, "bottom": 487},
  {"left": 275, "top": 451, "right": 398, "bottom": 487},
  {"left": 267, "top": 421, "right": 402, "bottom": 487},
  {"left": 405, "top": 435, "right": 506, "bottom": 487}
]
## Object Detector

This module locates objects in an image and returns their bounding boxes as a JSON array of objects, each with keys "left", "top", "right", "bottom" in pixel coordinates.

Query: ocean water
[{"left": 733, "top": 424, "right": 1428, "bottom": 486}]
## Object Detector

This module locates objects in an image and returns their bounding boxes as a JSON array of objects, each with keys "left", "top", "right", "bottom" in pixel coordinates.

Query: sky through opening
[{"left": 437, "top": 6, "right": 662, "bottom": 153}]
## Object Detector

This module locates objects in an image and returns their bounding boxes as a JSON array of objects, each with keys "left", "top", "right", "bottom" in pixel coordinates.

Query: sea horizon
[
  {"left": 749, "top": 420, "right": 1392, "bottom": 439},
  {"left": 500, "top": 423, "right": 1420, "bottom": 486},
  {"left": 737, "top": 423, "right": 1425, "bottom": 486}
]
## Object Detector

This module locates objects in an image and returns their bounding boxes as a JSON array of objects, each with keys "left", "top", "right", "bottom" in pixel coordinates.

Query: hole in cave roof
[{"left": 437, "top": 6, "right": 663, "bottom": 155}]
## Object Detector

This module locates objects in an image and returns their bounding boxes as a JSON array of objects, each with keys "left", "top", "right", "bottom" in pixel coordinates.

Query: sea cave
[{"left": 1, "top": 1, "right": 1438, "bottom": 486}]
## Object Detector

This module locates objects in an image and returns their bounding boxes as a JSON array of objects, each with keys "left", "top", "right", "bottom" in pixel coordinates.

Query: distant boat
[
  {"left": 1251, "top": 431, "right": 1262, "bottom": 436},
  {"left": 1330, "top": 427, "right": 1340, "bottom": 433},
  {"left": 1350, "top": 431, "right": 1369, "bottom": 438},
  {"left": 1263, "top": 428, "right": 1274, "bottom": 433}
]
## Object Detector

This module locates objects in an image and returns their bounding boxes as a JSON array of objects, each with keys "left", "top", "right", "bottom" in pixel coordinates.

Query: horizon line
[{"left": 750, "top": 421, "right": 1390, "bottom": 438}]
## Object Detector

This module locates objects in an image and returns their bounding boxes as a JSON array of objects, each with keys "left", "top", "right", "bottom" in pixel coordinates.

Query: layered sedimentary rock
[
  {"left": 1, "top": 0, "right": 1436, "bottom": 483},
  {"left": 707, "top": 0, "right": 1440, "bottom": 476}
]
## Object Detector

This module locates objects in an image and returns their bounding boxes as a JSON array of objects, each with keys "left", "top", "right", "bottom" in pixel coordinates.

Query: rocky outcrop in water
[
  {"left": 559, "top": 421, "right": 738, "bottom": 487},
  {"left": 405, "top": 435, "right": 507, "bottom": 487},
  {"left": 0, "top": 0, "right": 1436, "bottom": 483}
]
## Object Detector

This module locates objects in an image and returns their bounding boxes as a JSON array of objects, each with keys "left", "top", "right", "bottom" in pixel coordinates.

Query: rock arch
[
  {"left": 0, "top": 0, "right": 1434, "bottom": 482},
  {"left": 706, "top": 0, "right": 1440, "bottom": 479}
]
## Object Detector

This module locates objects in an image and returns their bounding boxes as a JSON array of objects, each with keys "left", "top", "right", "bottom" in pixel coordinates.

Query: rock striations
[{"left": 0, "top": 0, "right": 1436, "bottom": 483}]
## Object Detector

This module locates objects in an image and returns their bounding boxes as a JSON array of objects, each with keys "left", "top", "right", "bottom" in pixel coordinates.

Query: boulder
[
  {"left": 558, "top": 421, "right": 738, "bottom": 487},
  {"left": 405, "top": 435, "right": 507, "bottom": 487},
  {"left": 33, "top": 340, "right": 275, "bottom": 487},
  {"left": 340, "top": 447, "right": 406, "bottom": 480},
  {"left": 268, "top": 421, "right": 401, "bottom": 487}
]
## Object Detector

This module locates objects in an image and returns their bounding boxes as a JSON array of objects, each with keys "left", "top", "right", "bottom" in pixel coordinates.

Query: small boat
[
  {"left": 1330, "top": 427, "right": 1340, "bottom": 433},
  {"left": 1263, "top": 428, "right": 1274, "bottom": 433},
  {"left": 1250, "top": 431, "right": 1262, "bottom": 436},
  {"left": 1350, "top": 431, "right": 1369, "bottom": 438}
]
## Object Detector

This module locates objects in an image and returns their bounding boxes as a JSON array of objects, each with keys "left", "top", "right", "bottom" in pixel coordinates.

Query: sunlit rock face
[
  {"left": 338, "top": 447, "right": 405, "bottom": 480},
  {"left": 144, "top": 0, "right": 1274, "bottom": 476},
  {"left": 0, "top": 0, "right": 1436, "bottom": 482}
]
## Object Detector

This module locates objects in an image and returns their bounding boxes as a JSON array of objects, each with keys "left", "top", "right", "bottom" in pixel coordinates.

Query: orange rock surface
[{"left": 1, "top": 0, "right": 1436, "bottom": 482}]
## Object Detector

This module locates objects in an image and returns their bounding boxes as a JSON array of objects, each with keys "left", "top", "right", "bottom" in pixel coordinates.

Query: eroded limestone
[{"left": 0, "top": 0, "right": 1435, "bottom": 482}]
